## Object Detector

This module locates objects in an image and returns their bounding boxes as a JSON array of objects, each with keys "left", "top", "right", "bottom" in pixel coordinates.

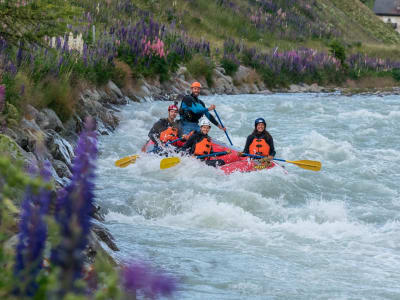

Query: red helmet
[{"left": 168, "top": 104, "right": 178, "bottom": 111}]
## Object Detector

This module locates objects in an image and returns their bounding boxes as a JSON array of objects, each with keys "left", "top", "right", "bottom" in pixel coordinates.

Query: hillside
[{"left": 126, "top": 0, "right": 399, "bottom": 54}]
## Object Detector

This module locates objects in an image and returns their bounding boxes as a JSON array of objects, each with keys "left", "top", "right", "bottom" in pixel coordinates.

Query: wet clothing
[
  {"left": 179, "top": 93, "right": 219, "bottom": 134},
  {"left": 180, "top": 131, "right": 225, "bottom": 167},
  {"left": 148, "top": 118, "right": 184, "bottom": 148},
  {"left": 243, "top": 131, "right": 276, "bottom": 157}
]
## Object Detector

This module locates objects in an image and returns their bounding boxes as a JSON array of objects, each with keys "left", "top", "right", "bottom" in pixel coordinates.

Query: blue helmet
[{"left": 254, "top": 118, "right": 266, "bottom": 127}]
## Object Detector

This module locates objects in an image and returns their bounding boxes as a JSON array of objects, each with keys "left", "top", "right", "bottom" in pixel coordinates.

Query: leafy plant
[{"left": 186, "top": 54, "right": 215, "bottom": 87}]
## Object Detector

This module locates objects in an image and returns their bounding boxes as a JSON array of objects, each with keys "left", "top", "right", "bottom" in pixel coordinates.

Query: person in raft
[
  {"left": 240, "top": 118, "right": 276, "bottom": 162},
  {"left": 148, "top": 103, "right": 190, "bottom": 152},
  {"left": 180, "top": 118, "right": 228, "bottom": 167},
  {"left": 179, "top": 81, "right": 226, "bottom": 134}
]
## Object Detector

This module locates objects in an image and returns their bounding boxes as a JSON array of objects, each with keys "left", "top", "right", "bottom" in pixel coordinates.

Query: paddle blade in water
[
  {"left": 160, "top": 157, "right": 180, "bottom": 169},
  {"left": 287, "top": 160, "right": 321, "bottom": 171},
  {"left": 115, "top": 155, "right": 139, "bottom": 168}
]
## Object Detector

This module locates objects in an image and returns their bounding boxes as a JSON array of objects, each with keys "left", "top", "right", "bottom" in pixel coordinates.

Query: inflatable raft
[{"left": 141, "top": 139, "right": 278, "bottom": 175}]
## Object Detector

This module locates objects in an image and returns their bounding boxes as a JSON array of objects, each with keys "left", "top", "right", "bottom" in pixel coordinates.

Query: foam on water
[{"left": 95, "top": 93, "right": 400, "bottom": 299}]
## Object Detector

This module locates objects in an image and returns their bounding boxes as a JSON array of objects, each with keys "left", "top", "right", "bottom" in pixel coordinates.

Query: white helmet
[{"left": 199, "top": 118, "right": 211, "bottom": 127}]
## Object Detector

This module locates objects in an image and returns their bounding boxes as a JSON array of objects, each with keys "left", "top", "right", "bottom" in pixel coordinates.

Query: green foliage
[
  {"left": 40, "top": 79, "right": 75, "bottom": 122},
  {"left": 392, "top": 68, "right": 400, "bottom": 81},
  {"left": 0, "top": 0, "right": 81, "bottom": 48},
  {"left": 0, "top": 155, "right": 124, "bottom": 300},
  {"left": 118, "top": 45, "right": 183, "bottom": 83},
  {"left": 220, "top": 57, "right": 239, "bottom": 76},
  {"left": 186, "top": 54, "right": 215, "bottom": 87},
  {"left": 329, "top": 40, "right": 346, "bottom": 65},
  {"left": 1, "top": 74, "right": 20, "bottom": 108}
]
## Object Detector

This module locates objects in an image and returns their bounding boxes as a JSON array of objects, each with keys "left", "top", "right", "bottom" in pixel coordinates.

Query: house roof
[{"left": 374, "top": 0, "right": 400, "bottom": 16}]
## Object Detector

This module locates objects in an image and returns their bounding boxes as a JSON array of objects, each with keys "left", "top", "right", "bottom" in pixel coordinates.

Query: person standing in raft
[
  {"left": 240, "top": 118, "right": 276, "bottom": 161},
  {"left": 180, "top": 118, "right": 228, "bottom": 167},
  {"left": 179, "top": 81, "right": 226, "bottom": 134},
  {"left": 148, "top": 103, "right": 188, "bottom": 152}
]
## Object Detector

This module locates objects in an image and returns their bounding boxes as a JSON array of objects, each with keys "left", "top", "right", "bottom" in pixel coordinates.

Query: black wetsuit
[
  {"left": 147, "top": 118, "right": 183, "bottom": 155},
  {"left": 243, "top": 131, "right": 276, "bottom": 156},
  {"left": 181, "top": 131, "right": 225, "bottom": 167},
  {"left": 179, "top": 94, "right": 219, "bottom": 125}
]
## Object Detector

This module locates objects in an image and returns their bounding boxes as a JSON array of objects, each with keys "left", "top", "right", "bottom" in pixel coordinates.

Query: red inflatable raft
[{"left": 141, "top": 139, "right": 278, "bottom": 175}]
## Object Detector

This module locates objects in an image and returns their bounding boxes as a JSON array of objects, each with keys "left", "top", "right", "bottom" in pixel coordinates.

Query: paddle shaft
[
  {"left": 241, "top": 153, "right": 321, "bottom": 171},
  {"left": 165, "top": 138, "right": 183, "bottom": 146},
  {"left": 213, "top": 109, "right": 233, "bottom": 146},
  {"left": 196, "top": 151, "right": 228, "bottom": 159}
]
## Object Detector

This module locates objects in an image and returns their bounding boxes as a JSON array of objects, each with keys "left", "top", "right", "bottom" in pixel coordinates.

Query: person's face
[
  {"left": 256, "top": 123, "right": 265, "bottom": 133},
  {"left": 200, "top": 125, "right": 210, "bottom": 135},
  {"left": 168, "top": 109, "right": 178, "bottom": 120},
  {"left": 191, "top": 86, "right": 201, "bottom": 96}
]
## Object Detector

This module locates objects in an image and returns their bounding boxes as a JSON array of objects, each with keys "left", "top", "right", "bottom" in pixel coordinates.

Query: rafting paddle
[
  {"left": 241, "top": 153, "right": 321, "bottom": 172},
  {"left": 160, "top": 152, "right": 229, "bottom": 169},
  {"left": 115, "top": 155, "right": 140, "bottom": 168},
  {"left": 160, "top": 157, "right": 181, "bottom": 169},
  {"left": 115, "top": 138, "right": 184, "bottom": 168},
  {"left": 214, "top": 109, "right": 233, "bottom": 146}
]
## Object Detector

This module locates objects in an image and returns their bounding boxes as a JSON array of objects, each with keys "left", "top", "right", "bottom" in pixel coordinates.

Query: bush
[
  {"left": 40, "top": 79, "right": 75, "bottom": 122},
  {"left": 186, "top": 54, "right": 215, "bottom": 87},
  {"left": 221, "top": 56, "right": 239, "bottom": 76},
  {"left": 392, "top": 68, "right": 400, "bottom": 81},
  {"left": 329, "top": 40, "right": 346, "bottom": 65}
]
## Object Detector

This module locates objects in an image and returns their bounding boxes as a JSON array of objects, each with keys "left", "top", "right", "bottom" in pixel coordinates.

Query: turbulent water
[{"left": 95, "top": 93, "right": 400, "bottom": 299}]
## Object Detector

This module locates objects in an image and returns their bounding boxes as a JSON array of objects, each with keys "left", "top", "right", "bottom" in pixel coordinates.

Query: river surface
[{"left": 95, "top": 93, "right": 400, "bottom": 299}]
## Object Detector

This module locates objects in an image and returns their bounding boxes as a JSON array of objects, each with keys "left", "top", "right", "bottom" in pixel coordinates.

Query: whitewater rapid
[{"left": 95, "top": 93, "right": 400, "bottom": 299}]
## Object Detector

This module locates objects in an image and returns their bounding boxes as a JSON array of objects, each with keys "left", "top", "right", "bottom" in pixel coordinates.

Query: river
[{"left": 95, "top": 93, "right": 400, "bottom": 299}]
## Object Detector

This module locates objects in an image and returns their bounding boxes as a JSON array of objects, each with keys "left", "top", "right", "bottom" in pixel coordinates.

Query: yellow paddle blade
[
  {"left": 160, "top": 157, "right": 181, "bottom": 170},
  {"left": 286, "top": 160, "right": 321, "bottom": 172},
  {"left": 115, "top": 155, "right": 139, "bottom": 168}
]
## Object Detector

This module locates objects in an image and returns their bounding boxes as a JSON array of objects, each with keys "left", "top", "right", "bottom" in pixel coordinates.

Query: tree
[{"left": 0, "top": 0, "right": 80, "bottom": 48}]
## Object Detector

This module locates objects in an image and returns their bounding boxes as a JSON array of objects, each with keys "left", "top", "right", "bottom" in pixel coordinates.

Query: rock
[
  {"left": 176, "top": 66, "right": 188, "bottom": 80},
  {"left": 45, "top": 129, "right": 74, "bottom": 166},
  {"left": 309, "top": 83, "right": 324, "bottom": 92},
  {"left": 257, "top": 89, "right": 272, "bottom": 94},
  {"left": 24, "top": 104, "right": 39, "bottom": 120},
  {"left": 233, "top": 65, "right": 253, "bottom": 84},
  {"left": 91, "top": 221, "right": 119, "bottom": 251},
  {"left": 52, "top": 159, "right": 72, "bottom": 179},
  {"left": 37, "top": 108, "right": 65, "bottom": 132},
  {"left": 0, "top": 133, "right": 28, "bottom": 162},
  {"left": 107, "top": 80, "right": 123, "bottom": 98}
]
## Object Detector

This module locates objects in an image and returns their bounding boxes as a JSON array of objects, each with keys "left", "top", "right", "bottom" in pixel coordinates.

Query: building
[{"left": 373, "top": 0, "right": 400, "bottom": 33}]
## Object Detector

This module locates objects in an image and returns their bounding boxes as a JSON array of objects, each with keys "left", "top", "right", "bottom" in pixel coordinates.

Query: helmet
[
  {"left": 168, "top": 104, "right": 178, "bottom": 111},
  {"left": 254, "top": 118, "right": 266, "bottom": 127},
  {"left": 199, "top": 118, "right": 211, "bottom": 127},
  {"left": 191, "top": 81, "right": 202, "bottom": 88}
]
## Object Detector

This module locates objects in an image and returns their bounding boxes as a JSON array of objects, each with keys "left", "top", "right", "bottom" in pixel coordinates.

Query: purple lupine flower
[
  {"left": 14, "top": 161, "right": 52, "bottom": 296},
  {"left": 0, "top": 84, "right": 5, "bottom": 113},
  {"left": 50, "top": 117, "right": 98, "bottom": 292},
  {"left": 16, "top": 42, "right": 23, "bottom": 66},
  {"left": 122, "top": 262, "right": 178, "bottom": 299}
]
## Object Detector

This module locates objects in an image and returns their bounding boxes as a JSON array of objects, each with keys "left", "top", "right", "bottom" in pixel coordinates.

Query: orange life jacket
[
  {"left": 159, "top": 127, "right": 178, "bottom": 143},
  {"left": 249, "top": 138, "right": 270, "bottom": 156},
  {"left": 194, "top": 137, "right": 212, "bottom": 156}
]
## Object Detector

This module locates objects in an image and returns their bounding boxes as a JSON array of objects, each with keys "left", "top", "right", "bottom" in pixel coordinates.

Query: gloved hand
[
  {"left": 238, "top": 152, "right": 245, "bottom": 157},
  {"left": 259, "top": 157, "right": 271, "bottom": 163}
]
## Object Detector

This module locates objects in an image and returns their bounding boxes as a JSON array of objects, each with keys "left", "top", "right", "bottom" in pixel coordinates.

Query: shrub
[
  {"left": 40, "top": 79, "right": 75, "bottom": 122},
  {"left": 392, "top": 68, "right": 400, "bottom": 81},
  {"left": 186, "top": 54, "right": 215, "bottom": 86},
  {"left": 221, "top": 56, "right": 239, "bottom": 76},
  {"left": 329, "top": 40, "right": 346, "bottom": 65}
]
